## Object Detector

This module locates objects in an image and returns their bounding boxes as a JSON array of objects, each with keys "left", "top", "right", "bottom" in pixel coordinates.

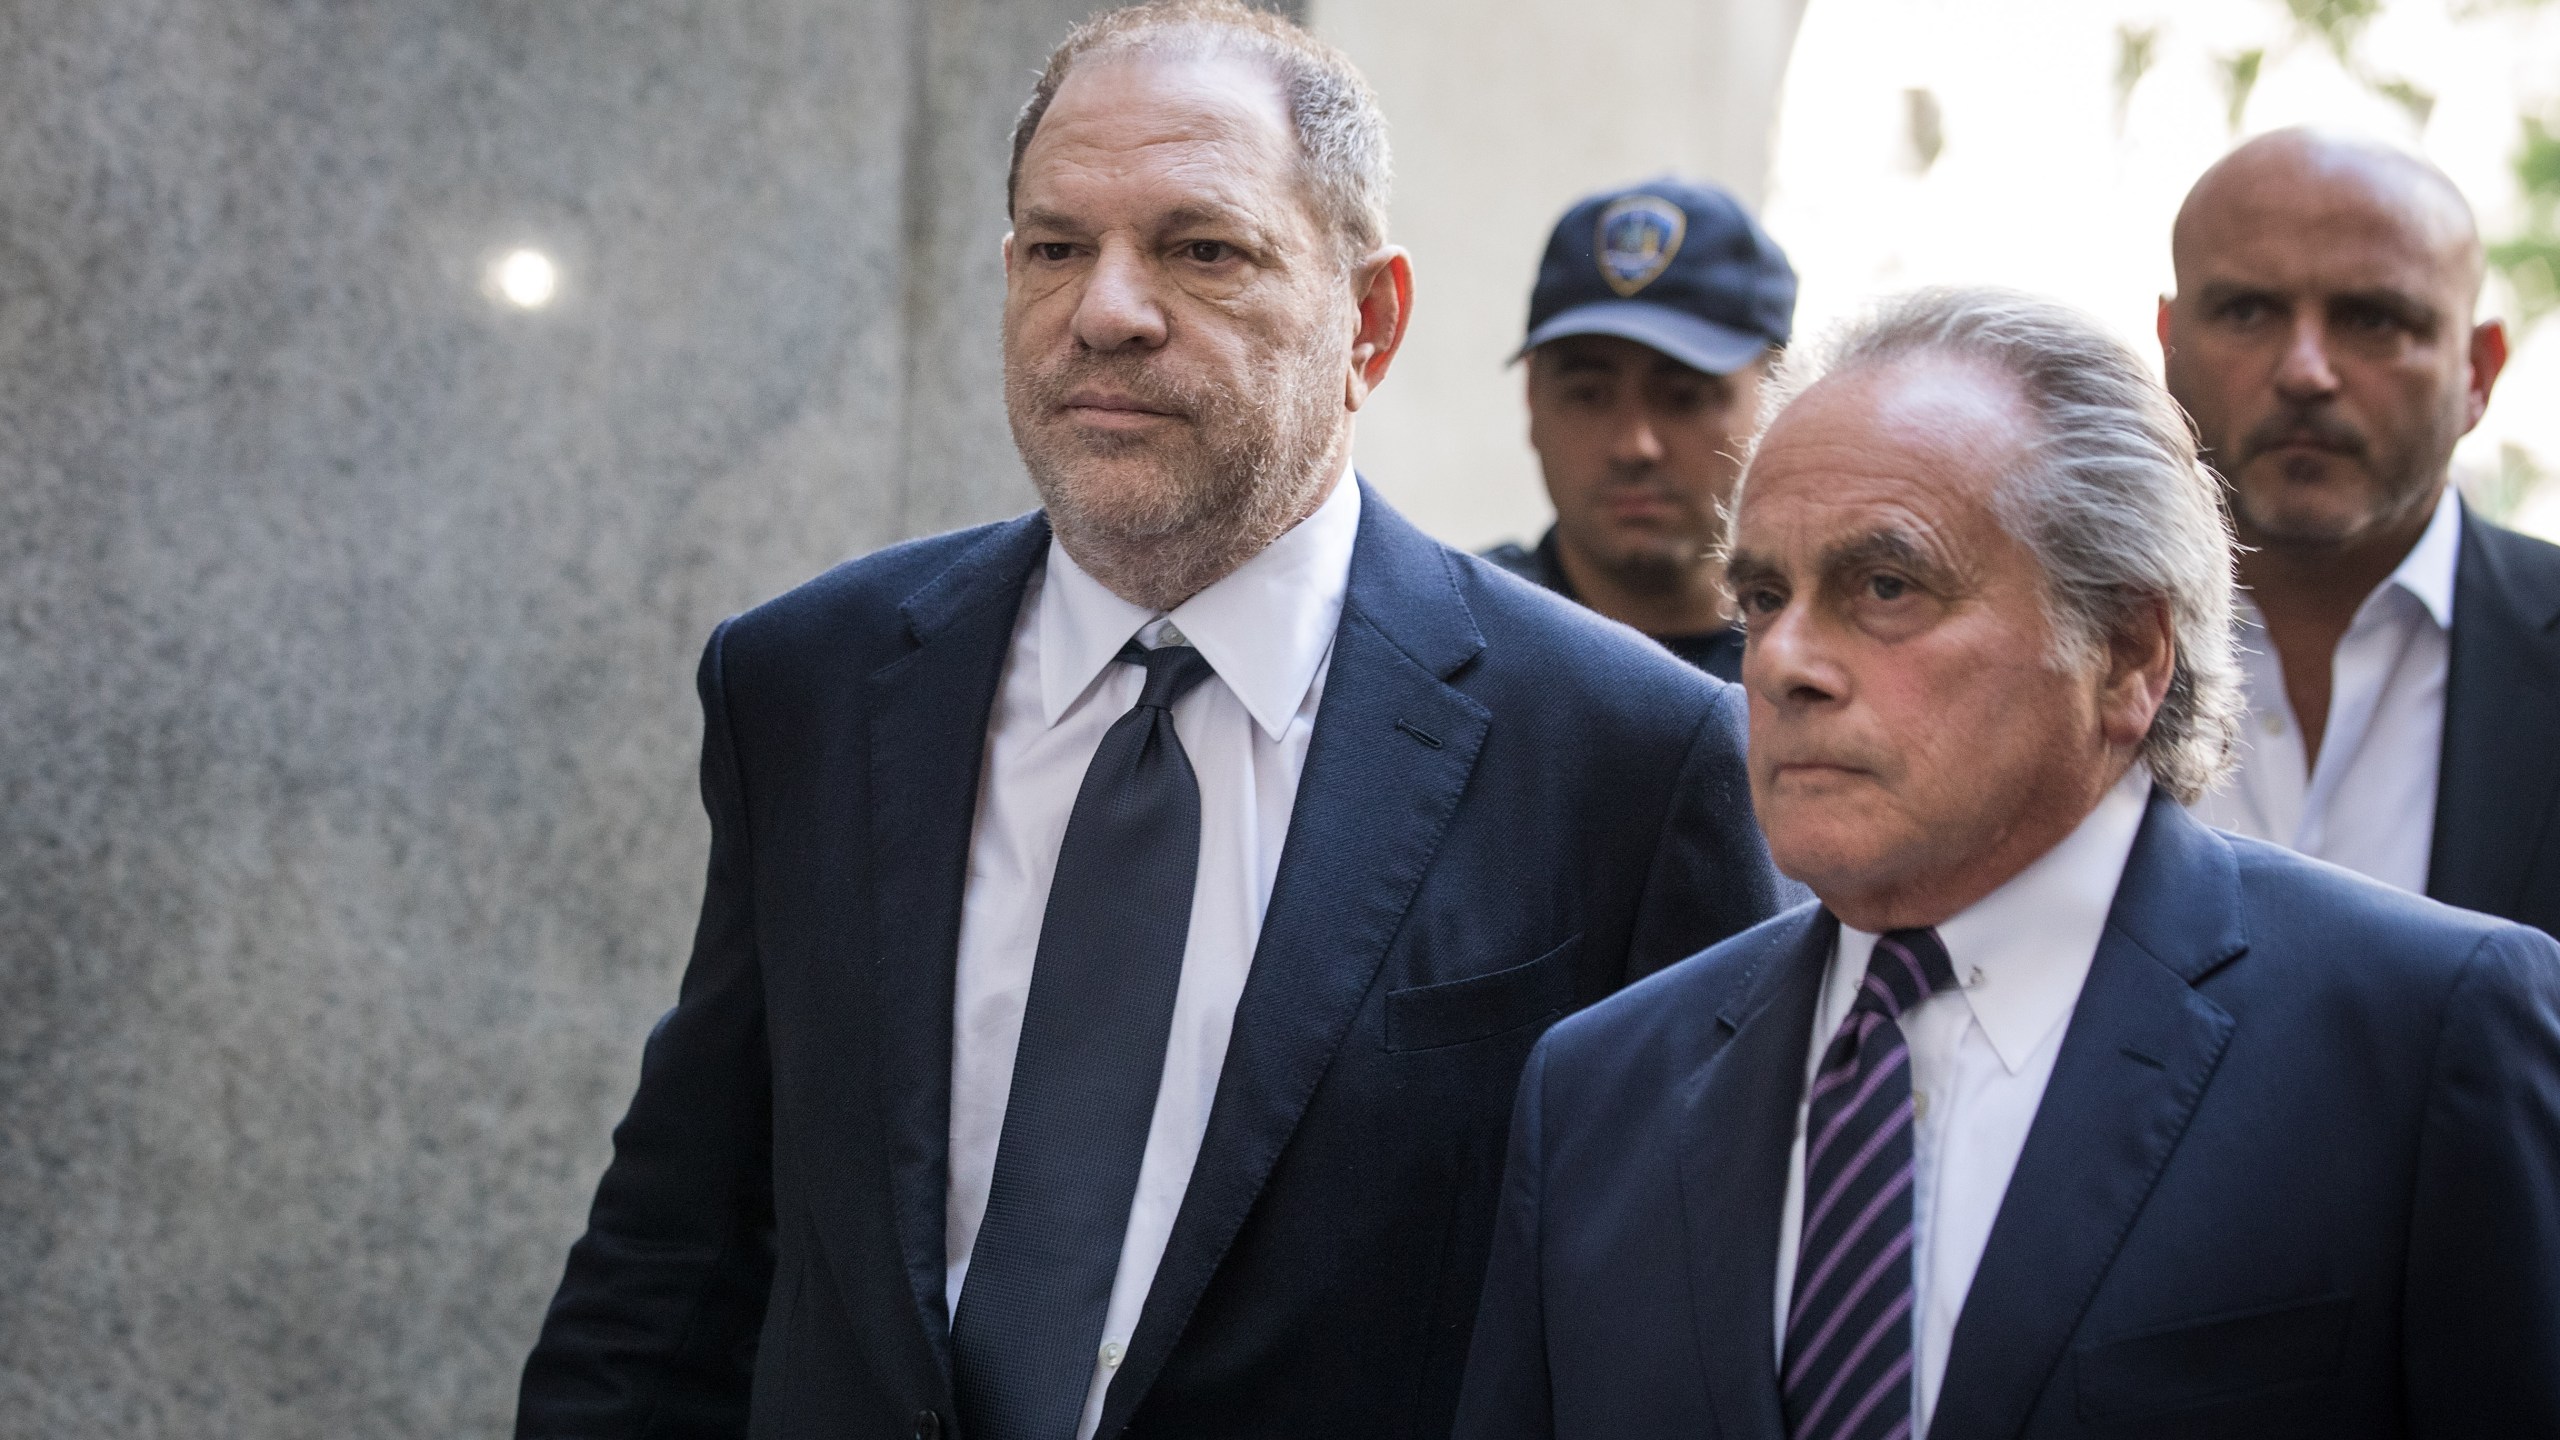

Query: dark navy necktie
[
  {"left": 951, "top": 641, "right": 1217, "bottom": 1440},
  {"left": 1782, "top": 926, "right": 1957, "bottom": 1440}
]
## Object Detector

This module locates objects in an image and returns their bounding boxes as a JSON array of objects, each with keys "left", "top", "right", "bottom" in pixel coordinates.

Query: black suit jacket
[
  {"left": 1458, "top": 795, "right": 2560, "bottom": 1439},
  {"left": 517, "top": 482, "right": 1786, "bottom": 1439},
  {"left": 2430, "top": 507, "right": 2560, "bottom": 936}
]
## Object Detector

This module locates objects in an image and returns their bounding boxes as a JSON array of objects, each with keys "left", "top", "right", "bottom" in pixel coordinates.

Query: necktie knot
[
  {"left": 1857, "top": 926, "right": 1957, "bottom": 1021},
  {"left": 1121, "top": 641, "right": 1216, "bottom": 712}
]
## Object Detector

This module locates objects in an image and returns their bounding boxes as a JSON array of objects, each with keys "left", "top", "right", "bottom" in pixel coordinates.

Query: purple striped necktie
[{"left": 1782, "top": 926, "right": 1958, "bottom": 1440}]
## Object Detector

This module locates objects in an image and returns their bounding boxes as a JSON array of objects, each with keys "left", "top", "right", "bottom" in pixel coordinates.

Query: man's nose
[
  {"left": 1609, "top": 406, "right": 1665, "bottom": 468},
  {"left": 1745, "top": 601, "right": 1843, "bottom": 709},
  {"left": 2271, "top": 313, "right": 2341, "bottom": 401},
  {"left": 1071, "top": 241, "right": 1169, "bottom": 352}
]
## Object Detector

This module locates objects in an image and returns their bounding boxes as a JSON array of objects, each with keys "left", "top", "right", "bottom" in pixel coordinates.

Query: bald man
[{"left": 2163, "top": 128, "right": 2560, "bottom": 937}]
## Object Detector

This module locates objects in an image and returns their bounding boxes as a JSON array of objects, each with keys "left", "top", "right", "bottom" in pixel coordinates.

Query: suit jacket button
[{"left": 914, "top": 1410, "right": 942, "bottom": 1440}]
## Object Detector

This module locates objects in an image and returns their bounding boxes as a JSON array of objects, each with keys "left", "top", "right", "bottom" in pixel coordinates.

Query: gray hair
[
  {"left": 1754, "top": 286, "right": 2243, "bottom": 803},
  {"left": 1007, "top": 0, "right": 1393, "bottom": 265}
]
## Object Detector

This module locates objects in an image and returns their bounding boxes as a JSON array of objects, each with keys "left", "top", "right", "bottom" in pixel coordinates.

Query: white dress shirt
[
  {"left": 1774, "top": 766, "right": 2152, "bottom": 1438},
  {"left": 943, "top": 467, "right": 1360, "bottom": 1439},
  {"left": 2192, "top": 486, "right": 2459, "bottom": 895}
]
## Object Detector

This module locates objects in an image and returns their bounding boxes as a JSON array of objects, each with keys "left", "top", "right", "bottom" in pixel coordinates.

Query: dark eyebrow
[
  {"left": 1723, "top": 547, "right": 1782, "bottom": 590},
  {"left": 1822, "top": 528, "right": 1938, "bottom": 577},
  {"left": 2193, "top": 280, "right": 2283, "bottom": 308},
  {"left": 2330, "top": 288, "right": 2439, "bottom": 332},
  {"left": 1013, "top": 206, "right": 1085, "bottom": 235}
]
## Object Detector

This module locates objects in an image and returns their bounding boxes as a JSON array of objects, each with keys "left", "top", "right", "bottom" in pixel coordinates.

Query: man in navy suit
[
  {"left": 2164, "top": 129, "right": 2560, "bottom": 936},
  {"left": 513, "top": 4, "right": 1782, "bottom": 1438},
  {"left": 1456, "top": 288, "right": 2560, "bottom": 1439}
]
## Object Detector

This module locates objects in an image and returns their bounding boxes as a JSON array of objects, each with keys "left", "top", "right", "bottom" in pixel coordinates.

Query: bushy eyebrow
[
  {"left": 2193, "top": 278, "right": 2442, "bottom": 333},
  {"left": 1013, "top": 205, "right": 1085, "bottom": 236},
  {"left": 1725, "top": 526, "right": 1945, "bottom": 591},
  {"left": 1822, "top": 528, "right": 1937, "bottom": 579},
  {"left": 1015, "top": 200, "right": 1279, "bottom": 247},
  {"left": 1724, "top": 546, "right": 1783, "bottom": 591}
]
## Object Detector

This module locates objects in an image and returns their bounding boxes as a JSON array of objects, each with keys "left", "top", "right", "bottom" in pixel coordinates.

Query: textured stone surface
[{"left": 0, "top": 0, "right": 1101, "bottom": 1433}]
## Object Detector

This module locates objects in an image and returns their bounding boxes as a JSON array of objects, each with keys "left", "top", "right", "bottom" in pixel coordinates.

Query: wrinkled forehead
[
  {"left": 1733, "top": 357, "right": 2034, "bottom": 566},
  {"left": 2174, "top": 140, "right": 2481, "bottom": 301},
  {"left": 1016, "top": 50, "right": 1298, "bottom": 210}
]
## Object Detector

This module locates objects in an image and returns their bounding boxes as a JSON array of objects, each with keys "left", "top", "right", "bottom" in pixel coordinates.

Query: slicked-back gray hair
[
  {"left": 1007, "top": 0, "right": 1392, "bottom": 265},
  {"left": 1756, "top": 287, "right": 2243, "bottom": 803}
]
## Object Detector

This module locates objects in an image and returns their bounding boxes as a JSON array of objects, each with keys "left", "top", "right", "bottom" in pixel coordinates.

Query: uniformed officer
[{"left": 1483, "top": 178, "right": 1797, "bottom": 680}]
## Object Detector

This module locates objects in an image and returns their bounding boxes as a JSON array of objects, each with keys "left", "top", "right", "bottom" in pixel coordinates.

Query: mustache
[
  {"left": 2234, "top": 407, "right": 2366, "bottom": 465},
  {"left": 1014, "top": 351, "right": 1207, "bottom": 422}
]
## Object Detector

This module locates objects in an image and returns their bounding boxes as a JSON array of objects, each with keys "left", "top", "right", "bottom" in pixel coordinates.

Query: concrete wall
[
  {"left": 0, "top": 1, "right": 1091, "bottom": 1434},
  {"left": 1316, "top": 0, "right": 1809, "bottom": 551}
]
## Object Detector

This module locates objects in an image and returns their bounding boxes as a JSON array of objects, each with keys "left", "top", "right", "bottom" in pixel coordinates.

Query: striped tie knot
[{"left": 1857, "top": 927, "right": 1957, "bottom": 1023}]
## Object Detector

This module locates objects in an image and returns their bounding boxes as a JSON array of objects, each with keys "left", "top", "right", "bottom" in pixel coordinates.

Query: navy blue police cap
[{"left": 1519, "top": 177, "right": 1797, "bottom": 375}]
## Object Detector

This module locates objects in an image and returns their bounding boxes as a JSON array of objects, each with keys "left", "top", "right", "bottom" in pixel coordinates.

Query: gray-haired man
[{"left": 1456, "top": 288, "right": 2560, "bottom": 1440}]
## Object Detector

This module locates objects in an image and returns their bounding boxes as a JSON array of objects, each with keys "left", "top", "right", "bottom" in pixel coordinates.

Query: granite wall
[{"left": 0, "top": 1, "right": 1217, "bottom": 1433}]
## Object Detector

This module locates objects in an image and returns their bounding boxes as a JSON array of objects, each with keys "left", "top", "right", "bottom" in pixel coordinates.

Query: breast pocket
[
  {"left": 1383, "top": 934, "right": 1583, "bottom": 1053},
  {"left": 2074, "top": 1293, "right": 2353, "bottom": 1424}
]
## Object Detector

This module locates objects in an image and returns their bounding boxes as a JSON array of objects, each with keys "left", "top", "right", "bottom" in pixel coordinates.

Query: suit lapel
[
  {"left": 1928, "top": 797, "right": 2244, "bottom": 1439},
  {"left": 846, "top": 514, "right": 1049, "bottom": 1372},
  {"left": 2429, "top": 507, "right": 2560, "bottom": 918},
  {"left": 1096, "top": 484, "right": 1489, "bottom": 1435},
  {"left": 1676, "top": 908, "right": 1832, "bottom": 1440}
]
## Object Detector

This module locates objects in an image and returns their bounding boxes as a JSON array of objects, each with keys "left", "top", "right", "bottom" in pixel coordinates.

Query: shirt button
[
  {"left": 1158, "top": 623, "right": 1188, "bottom": 648},
  {"left": 1912, "top": 1090, "right": 1931, "bottom": 1120},
  {"left": 1966, "top": 966, "right": 1986, "bottom": 990},
  {"left": 1100, "top": 1340, "right": 1126, "bottom": 1369},
  {"left": 2261, "top": 711, "right": 2286, "bottom": 735}
]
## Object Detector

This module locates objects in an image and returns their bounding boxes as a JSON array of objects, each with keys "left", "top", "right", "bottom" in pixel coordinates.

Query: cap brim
[{"left": 1516, "top": 301, "right": 1770, "bottom": 375}]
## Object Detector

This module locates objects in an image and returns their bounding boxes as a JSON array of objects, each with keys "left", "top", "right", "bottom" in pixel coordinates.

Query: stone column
[{"left": 0, "top": 1, "right": 1088, "bottom": 1433}]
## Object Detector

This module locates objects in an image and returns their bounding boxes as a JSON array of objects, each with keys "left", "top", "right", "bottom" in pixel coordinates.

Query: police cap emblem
[{"left": 1595, "top": 195, "right": 1687, "bottom": 297}]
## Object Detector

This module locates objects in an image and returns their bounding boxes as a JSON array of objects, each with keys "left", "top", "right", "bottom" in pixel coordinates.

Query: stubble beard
[
  {"left": 1007, "top": 330, "right": 1345, "bottom": 612},
  {"left": 2215, "top": 398, "right": 2457, "bottom": 553}
]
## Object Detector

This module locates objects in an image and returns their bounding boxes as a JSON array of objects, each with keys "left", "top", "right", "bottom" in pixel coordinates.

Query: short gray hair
[
  {"left": 1757, "top": 287, "right": 2243, "bottom": 803},
  {"left": 1007, "top": 0, "right": 1393, "bottom": 264}
]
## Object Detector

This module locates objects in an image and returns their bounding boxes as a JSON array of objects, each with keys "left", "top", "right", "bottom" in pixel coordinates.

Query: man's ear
[
  {"left": 2100, "top": 593, "right": 2177, "bottom": 755},
  {"left": 1000, "top": 231, "right": 1015, "bottom": 281},
  {"left": 2155, "top": 294, "right": 2174, "bottom": 362},
  {"left": 1344, "top": 247, "right": 1414, "bottom": 412},
  {"left": 2465, "top": 317, "right": 2510, "bottom": 432}
]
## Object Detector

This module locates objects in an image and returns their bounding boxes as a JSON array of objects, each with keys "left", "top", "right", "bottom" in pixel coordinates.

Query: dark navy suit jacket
[
  {"left": 1457, "top": 795, "right": 2560, "bottom": 1439},
  {"left": 515, "top": 483, "right": 1786, "bottom": 1439},
  {"left": 2431, "top": 509, "right": 2560, "bottom": 937}
]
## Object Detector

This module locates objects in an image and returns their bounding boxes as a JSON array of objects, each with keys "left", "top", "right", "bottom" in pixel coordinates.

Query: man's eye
[
  {"left": 1867, "top": 573, "right": 1909, "bottom": 601},
  {"left": 2219, "top": 296, "right": 2274, "bottom": 325},
  {"left": 1184, "top": 241, "right": 1234, "bottom": 264},
  {"left": 1738, "top": 587, "right": 1783, "bottom": 616},
  {"left": 1029, "top": 242, "right": 1077, "bottom": 262}
]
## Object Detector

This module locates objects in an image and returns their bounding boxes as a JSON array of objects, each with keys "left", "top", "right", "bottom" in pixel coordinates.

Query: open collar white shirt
[
  {"left": 1774, "top": 767, "right": 2152, "bottom": 1439},
  {"left": 943, "top": 467, "right": 1359, "bottom": 1439},
  {"left": 2192, "top": 485, "right": 2459, "bottom": 895}
]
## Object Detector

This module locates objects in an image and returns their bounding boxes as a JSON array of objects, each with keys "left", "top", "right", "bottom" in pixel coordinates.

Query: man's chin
[
  {"left": 1576, "top": 533, "right": 1699, "bottom": 590},
  {"left": 1030, "top": 448, "right": 1245, "bottom": 543},
  {"left": 2233, "top": 466, "right": 2421, "bottom": 550}
]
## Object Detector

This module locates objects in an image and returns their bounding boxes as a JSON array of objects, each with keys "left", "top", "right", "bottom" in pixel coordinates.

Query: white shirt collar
[
  {"left": 2380, "top": 484, "right": 2462, "bottom": 631},
  {"left": 2236, "top": 484, "right": 2463, "bottom": 637},
  {"left": 1034, "top": 461, "right": 1362, "bottom": 740},
  {"left": 1838, "top": 766, "right": 2153, "bottom": 1075}
]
